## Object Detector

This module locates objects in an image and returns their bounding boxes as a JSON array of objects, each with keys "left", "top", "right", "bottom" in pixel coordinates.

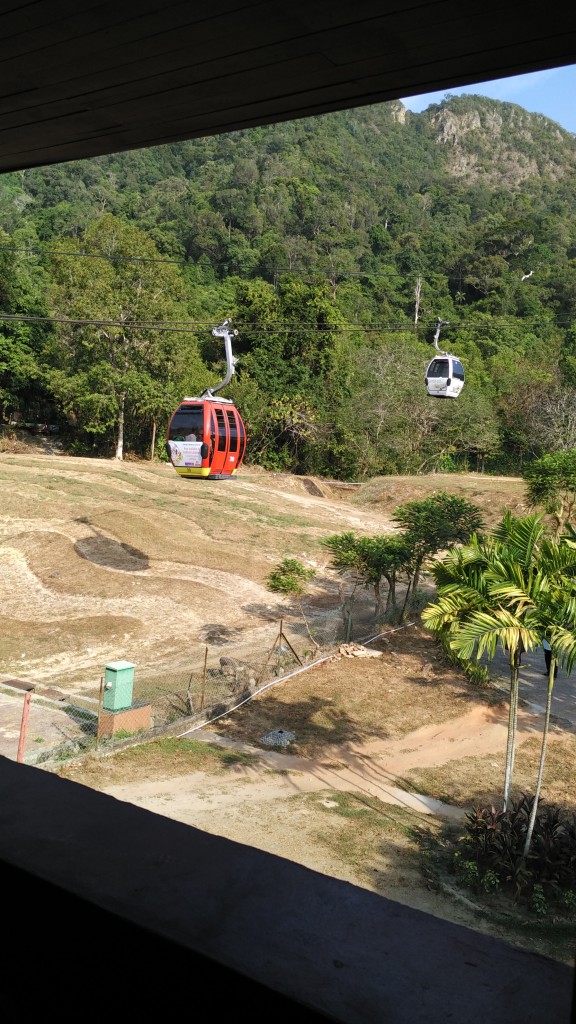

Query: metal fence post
[{"left": 95, "top": 675, "right": 104, "bottom": 749}]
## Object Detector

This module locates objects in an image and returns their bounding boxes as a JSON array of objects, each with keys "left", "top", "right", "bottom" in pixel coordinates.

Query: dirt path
[
  {"left": 5, "top": 455, "right": 572, "bottom": 958},
  {"left": 58, "top": 683, "right": 573, "bottom": 961},
  {"left": 0, "top": 456, "right": 394, "bottom": 692},
  {"left": 101, "top": 701, "right": 552, "bottom": 894},
  {"left": 106, "top": 701, "right": 548, "bottom": 818}
]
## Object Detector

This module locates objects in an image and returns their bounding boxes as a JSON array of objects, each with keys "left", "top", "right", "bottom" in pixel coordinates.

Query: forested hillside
[{"left": 2, "top": 93, "right": 576, "bottom": 478}]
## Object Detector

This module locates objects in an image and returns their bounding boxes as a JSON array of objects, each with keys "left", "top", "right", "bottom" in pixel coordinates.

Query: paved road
[{"left": 481, "top": 643, "right": 576, "bottom": 726}]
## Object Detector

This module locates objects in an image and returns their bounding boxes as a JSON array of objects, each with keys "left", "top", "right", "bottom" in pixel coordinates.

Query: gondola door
[
  {"left": 208, "top": 407, "right": 228, "bottom": 477},
  {"left": 207, "top": 405, "right": 245, "bottom": 477}
]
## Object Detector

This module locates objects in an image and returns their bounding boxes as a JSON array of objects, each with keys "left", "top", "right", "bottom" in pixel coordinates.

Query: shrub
[
  {"left": 453, "top": 797, "right": 576, "bottom": 908},
  {"left": 266, "top": 558, "right": 315, "bottom": 595}
]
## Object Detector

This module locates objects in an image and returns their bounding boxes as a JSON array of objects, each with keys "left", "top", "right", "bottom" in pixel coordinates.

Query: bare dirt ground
[
  {"left": 2, "top": 447, "right": 574, "bottom": 963},
  {"left": 0, "top": 450, "right": 532, "bottom": 691},
  {"left": 0, "top": 452, "right": 398, "bottom": 693}
]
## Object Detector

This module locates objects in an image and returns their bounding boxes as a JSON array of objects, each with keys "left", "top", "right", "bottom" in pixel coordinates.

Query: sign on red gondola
[{"left": 168, "top": 440, "right": 203, "bottom": 468}]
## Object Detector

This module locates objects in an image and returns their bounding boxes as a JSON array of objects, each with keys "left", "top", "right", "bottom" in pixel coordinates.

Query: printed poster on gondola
[{"left": 168, "top": 440, "right": 202, "bottom": 468}]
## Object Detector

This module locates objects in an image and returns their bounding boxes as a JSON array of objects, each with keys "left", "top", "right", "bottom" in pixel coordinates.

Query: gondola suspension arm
[
  {"left": 202, "top": 319, "right": 239, "bottom": 398},
  {"left": 432, "top": 318, "right": 450, "bottom": 355}
]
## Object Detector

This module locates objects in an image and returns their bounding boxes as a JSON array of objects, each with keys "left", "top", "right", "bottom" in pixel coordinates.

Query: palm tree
[
  {"left": 486, "top": 526, "right": 576, "bottom": 839},
  {"left": 423, "top": 514, "right": 576, "bottom": 817},
  {"left": 424, "top": 571, "right": 535, "bottom": 809},
  {"left": 423, "top": 518, "right": 542, "bottom": 808},
  {"left": 498, "top": 537, "right": 576, "bottom": 858}
]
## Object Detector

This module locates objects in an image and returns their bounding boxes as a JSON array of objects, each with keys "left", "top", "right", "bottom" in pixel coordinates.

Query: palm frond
[
  {"left": 449, "top": 608, "right": 539, "bottom": 662},
  {"left": 549, "top": 625, "right": 576, "bottom": 674},
  {"left": 491, "top": 513, "right": 546, "bottom": 567}
]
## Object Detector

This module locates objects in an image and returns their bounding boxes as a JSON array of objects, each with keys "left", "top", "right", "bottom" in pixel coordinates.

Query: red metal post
[
  {"left": 96, "top": 675, "right": 104, "bottom": 749},
  {"left": 17, "top": 691, "right": 31, "bottom": 763}
]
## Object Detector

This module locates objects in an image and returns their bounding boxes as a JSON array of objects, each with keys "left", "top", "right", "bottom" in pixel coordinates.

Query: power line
[
  {"left": 0, "top": 243, "right": 187, "bottom": 266},
  {"left": 0, "top": 311, "right": 571, "bottom": 334},
  {"left": 0, "top": 313, "right": 203, "bottom": 333},
  {"left": 0, "top": 241, "right": 545, "bottom": 285}
]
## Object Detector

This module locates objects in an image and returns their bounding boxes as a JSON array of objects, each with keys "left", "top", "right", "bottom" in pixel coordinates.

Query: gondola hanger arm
[
  {"left": 202, "top": 319, "right": 239, "bottom": 398},
  {"left": 432, "top": 318, "right": 450, "bottom": 355}
]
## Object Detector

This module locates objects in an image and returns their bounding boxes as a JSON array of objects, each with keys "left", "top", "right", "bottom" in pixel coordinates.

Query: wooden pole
[
  {"left": 278, "top": 620, "right": 303, "bottom": 665},
  {"left": 16, "top": 692, "right": 31, "bottom": 763},
  {"left": 200, "top": 646, "right": 208, "bottom": 710},
  {"left": 256, "top": 621, "right": 282, "bottom": 686}
]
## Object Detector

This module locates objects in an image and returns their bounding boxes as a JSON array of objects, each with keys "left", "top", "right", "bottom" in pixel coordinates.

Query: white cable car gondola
[{"left": 425, "top": 319, "right": 465, "bottom": 399}]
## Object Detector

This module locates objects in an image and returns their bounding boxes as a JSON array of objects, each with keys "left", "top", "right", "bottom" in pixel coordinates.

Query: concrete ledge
[{"left": 0, "top": 756, "right": 573, "bottom": 1022}]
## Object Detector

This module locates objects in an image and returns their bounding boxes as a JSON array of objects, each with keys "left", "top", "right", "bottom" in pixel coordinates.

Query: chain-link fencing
[{"left": 6, "top": 600, "right": 377, "bottom": 766}]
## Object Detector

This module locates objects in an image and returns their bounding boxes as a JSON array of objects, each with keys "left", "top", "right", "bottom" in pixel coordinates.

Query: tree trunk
[
  {"left": 385, "top": 574, "right": 396, "bottom": 612},
  {"left": 522, "top": 656, "right": 556, "bottom": 859},
  {"left": 503, "top": 645, "right": 521, "bottom": 810},
  {"left": 414, "top": 276, "right": 422, "bottom": 326},
  {"left": 412, "top": 559, "right": 423, "bottom": 594},
  {"left": 150, "top": 416, "right": 157, "bottom": 460},
  {"left": 341, "top": 596, "right": 353, "bottom": 642},
  {"left": 374, "top": 580, "right": 382, "bottom": 619},
  {"left": 399, "top": 580, "right": 412, "bottom": 623},
  {"left": 115, "top": 392, "right": 126, "bottom": 460}
]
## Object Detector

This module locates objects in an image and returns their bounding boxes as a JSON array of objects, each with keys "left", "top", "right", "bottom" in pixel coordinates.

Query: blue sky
[{"left": 401, "top": 64, "right": 576, "bottom": 134}]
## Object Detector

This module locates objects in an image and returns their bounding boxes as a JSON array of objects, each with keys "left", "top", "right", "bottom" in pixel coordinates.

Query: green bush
[
  {"left": 266, "top": 558, "right": 315, "bottom": 595},
  {"left": 530, "top": 884, "right": 547, "bottom": 916},
  {"left": 154, "top": 434, "right": 170, "bottom": 462}
]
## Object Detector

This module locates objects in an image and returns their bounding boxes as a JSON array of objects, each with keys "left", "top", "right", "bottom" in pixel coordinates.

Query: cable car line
[
  {"left": 0, "top": 243, "right": 188, "bottom": 266},
  {"left": 0, "top": 310, "right": 572, "bottom": 333},
  {"left": 0, "top": 242, "right": 549, "bottom": 287}
]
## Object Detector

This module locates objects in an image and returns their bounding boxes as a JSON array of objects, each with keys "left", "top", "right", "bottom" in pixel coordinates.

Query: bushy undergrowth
[
  {"left": 437, "top": 629, "right": 491, "bottom": 687},
  {"left": 451, "top": 797, "right": 576, "bottom": 915}
]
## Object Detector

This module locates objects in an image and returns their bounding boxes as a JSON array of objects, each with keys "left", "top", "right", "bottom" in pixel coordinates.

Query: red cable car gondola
[{"left": 166, "top": 320, "right": 247, "bottom": 480}]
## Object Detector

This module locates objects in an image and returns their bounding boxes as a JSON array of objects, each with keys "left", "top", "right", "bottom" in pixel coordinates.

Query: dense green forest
[{"left": 2, "top": 93, "right": 576, "bottom": 478}]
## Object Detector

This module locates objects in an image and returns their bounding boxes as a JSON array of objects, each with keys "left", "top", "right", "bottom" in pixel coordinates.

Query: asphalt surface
[{"left": 482, "top": 643, "right": 576, "bottom": 726}]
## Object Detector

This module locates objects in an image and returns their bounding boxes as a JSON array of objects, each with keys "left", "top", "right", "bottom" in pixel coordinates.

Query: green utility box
[{"left": 103, "top": 660, "right": 135, "bottom": 712}]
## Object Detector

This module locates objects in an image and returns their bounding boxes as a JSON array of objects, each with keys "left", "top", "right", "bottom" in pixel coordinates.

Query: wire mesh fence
[{"left": 6, "top": 601, "right": 370, "bottom": 766}]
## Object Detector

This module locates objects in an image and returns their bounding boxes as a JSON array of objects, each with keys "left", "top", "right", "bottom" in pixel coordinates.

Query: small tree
[
  {"left": 266, "top": 558, "right": 315, "bottom": 595},
  {"left": 322, "top": 532, "right": 413, "bottom": 627},
  {"left": 524, "top": 449, "right": 576, "bottom": 536},
  {"left": 319, "top": 533, "right": 362, "bottom": 638},
  {"left": 266, "top": 558, "right": 318, "bottom": 648},
  {"left": 393, "top": 491, "right": 484, "bottom": 595},
  {"left": 355, "top": 535, "right": 413, "bottom": 616}
]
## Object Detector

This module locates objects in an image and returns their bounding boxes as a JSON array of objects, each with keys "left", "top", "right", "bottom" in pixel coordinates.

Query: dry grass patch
[
  {"left": 352, "top": 472, "right": 529, "bottom": 528},
  {"left": 209, "top": 627, "right": 502, "bottom": 756},
  {"left": 57, "top": 736, "right": 260, "bottom": 787},
  {"left": 403, "top": 730, "right": 576, "bottom": 810}
]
